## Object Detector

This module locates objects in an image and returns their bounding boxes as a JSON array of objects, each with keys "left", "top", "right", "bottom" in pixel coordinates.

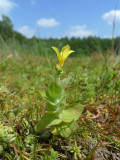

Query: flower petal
[
  {"left": 62, "top": 45, "right": 70, "bottom": 56},
  {"left": 52, "top": 45, "right": 74, "bottom": 67},
  {"left": 51, "top": 46, "right": 60, "bottom": 59},
  {"left": 63, "top": 49, "right": 74, "bottom": 60}
]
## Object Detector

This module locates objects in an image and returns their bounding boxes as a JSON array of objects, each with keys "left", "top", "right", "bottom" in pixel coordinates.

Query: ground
[{"left": 0, "top": 52, "right": 120, "bottom": 159}]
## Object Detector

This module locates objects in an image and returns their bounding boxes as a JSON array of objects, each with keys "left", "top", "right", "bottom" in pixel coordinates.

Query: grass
[{"left": 0, "top": 43, "right": 120, "bottom": 160}]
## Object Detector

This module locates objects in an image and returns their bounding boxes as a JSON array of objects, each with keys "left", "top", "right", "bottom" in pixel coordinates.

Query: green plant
[
  {"left": 65, "top": 141, "right": 82, "bottom": 160},
  {"left": 44, "top": 148, "right": 58, "bottom": 160},
  {"left": 35, "top": 45, "right": 83, "bottom": 138},
  {"left": 0, "top": 121, "right": 15, "bottom": 154}
]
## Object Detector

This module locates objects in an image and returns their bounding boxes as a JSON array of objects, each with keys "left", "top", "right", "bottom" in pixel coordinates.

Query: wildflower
[{"left": 51, "top": 45, "right": 74, "bottom": 67}]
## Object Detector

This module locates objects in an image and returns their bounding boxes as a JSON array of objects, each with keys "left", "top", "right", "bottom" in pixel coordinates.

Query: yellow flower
[{"left": 51, "top": 45, "right": 74, "bottom": 67}]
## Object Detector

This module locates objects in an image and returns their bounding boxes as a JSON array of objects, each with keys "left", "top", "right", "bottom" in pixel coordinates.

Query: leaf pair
[{"left": 35, "top": 76, "right": 83, "bottom": 138}]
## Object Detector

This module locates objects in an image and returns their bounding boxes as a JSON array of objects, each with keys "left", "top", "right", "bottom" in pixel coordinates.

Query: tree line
[{"left": 0, "top": 15, "right": 120, "bottom": 55}]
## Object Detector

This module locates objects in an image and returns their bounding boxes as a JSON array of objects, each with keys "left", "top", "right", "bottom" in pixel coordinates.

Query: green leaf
[
  {"left": 58, "top": 76, "right": 71, "bottom": 88},
  {"left": 45, "top": 102, "right": 65, "bottom": 113},
  {"left": 58, "top": 121, "right": 78, "bottom": 138},
  {"left": 46, "top": 82, "right": 63, "bottom": 99},
  {"left": 61, "top": 104, "right": 83, "bottom": 122},
  {"left": 39, "top": 90, "right": 46, "bottom": 98},
  {"left": 48, "top": 118, "right": 62, "bottom": 127},
  {"left": 38, "top": 90, "right": 66, "bottom": 107},
  {"left": 44, "top": 148, "right": 58, "bottom": 160},
  {"left": 46, "top": 82, "right": 64, "bottom": 103},
  {"left": 35, "top": 113, "right": 62, "bottom": 132}
]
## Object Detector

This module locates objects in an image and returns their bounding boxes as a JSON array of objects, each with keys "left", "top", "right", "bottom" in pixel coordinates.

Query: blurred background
[{"left": 0, "top": 0, "right": 120, "bottom": 55}]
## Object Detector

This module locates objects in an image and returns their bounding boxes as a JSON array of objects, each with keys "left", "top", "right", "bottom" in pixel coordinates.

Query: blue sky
[{"left": 0, "top": 0, "right": 120, "bottom": 38}]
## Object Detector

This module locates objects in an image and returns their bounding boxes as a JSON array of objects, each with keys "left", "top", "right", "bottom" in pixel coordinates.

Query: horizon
[{"left": 0, "top": 0, "right": 120, "bottom": 39}]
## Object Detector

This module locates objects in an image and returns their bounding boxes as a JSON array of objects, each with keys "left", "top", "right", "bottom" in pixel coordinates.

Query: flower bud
[{"left": 56, "top": 64, "right": 63, "bottom": 74}]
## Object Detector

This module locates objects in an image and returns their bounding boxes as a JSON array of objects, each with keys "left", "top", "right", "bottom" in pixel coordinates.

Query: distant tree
[
  {"left": 0, "top": 15, "right": 120, "bottom": 56},
  {"left": 13, "top": 31, "right": 27, "bottom": 43},
  {"left": 0, "top": 15, "right": 13, "bottom": 40}
]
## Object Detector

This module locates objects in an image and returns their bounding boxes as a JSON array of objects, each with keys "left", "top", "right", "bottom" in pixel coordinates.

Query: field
[{"left": 0, "top": 44, "right": 120, "bottom": 160}]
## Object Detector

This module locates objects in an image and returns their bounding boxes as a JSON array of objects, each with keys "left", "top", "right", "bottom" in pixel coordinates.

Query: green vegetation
[
  {"left": 0, "top": 15, "right": 120, "bottom": 56},
  {"left": 35, "top": 45, "right": 83, "bottom": 138},
  {"left": 0, "top": 15, "right": 120, "bottom": 159}
]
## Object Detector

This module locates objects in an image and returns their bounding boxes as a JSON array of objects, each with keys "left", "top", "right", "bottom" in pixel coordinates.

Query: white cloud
[
  {"left": 37, "top": 18, "right": 59, "bottom": 27},
  {"left": 18, "top": 25, "right": 35, "bottom": 38},
  {"left": 0, "top": 0, "right": 17, "bottom": 18},
  {"left": 102, "top": 10, "right": 120, "bottom": 25},
  {"left": 66, "top": 25, "right": 94, "bottom": 38}
]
